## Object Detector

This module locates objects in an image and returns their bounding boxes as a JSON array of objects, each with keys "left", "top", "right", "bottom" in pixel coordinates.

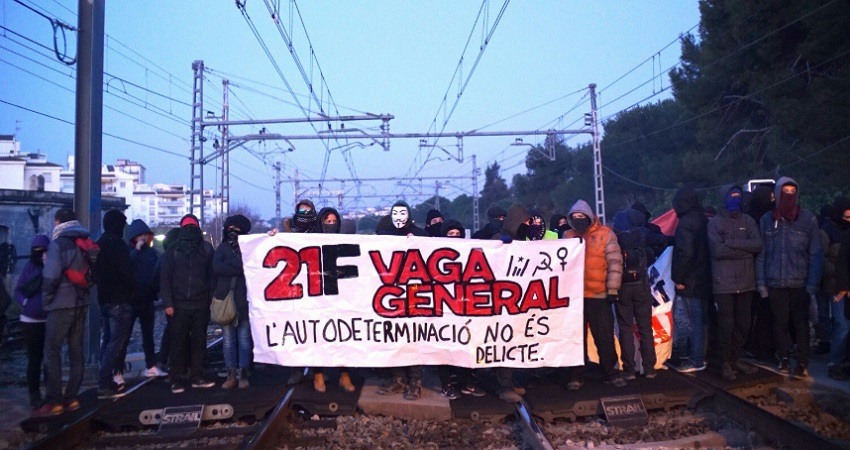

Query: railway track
[{"left": 21, "top": 336, "right": 306, "bottom": 450}]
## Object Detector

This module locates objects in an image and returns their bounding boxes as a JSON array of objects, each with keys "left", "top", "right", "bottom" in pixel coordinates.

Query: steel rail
[
  {"left": 25, "top": 336, "right": 224, "bottom": 450},
  {"left": 515, "top": 401, "right": 556, "bottom": 450}
]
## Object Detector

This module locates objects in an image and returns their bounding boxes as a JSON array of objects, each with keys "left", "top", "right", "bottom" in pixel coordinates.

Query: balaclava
[
  {"left": 773, "top": 181, "right": 800, "bottom": 222},
  {"left": 103, "top": 209, "right": 127, "bottom": 237},
  {"left": 425, "top": 209, "right": 444, "bottom": 237},
  {"left": 30, "top": 234, "right": 49, "bottom": 266},
  {"left": 528, "top": 208, "right": 546, "bottom": 241},
  {"left": 725, "top": 187, "right": 743, "bottom": 214},
  {"left": 293, "top": 199, "right": 317, "bottom": 232}
]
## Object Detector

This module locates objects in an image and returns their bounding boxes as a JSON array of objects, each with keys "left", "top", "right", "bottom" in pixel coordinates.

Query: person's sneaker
[
  {"left": 624, "top": 371, "right": 637, "bottom": 381},
  {"left": 498, "top": 389, "right": 523, "bottom": 403},
  {"left": 676, "top": 361, "right": 707, "bottom": 373},
  {"left": 403, "top": 381, "right": 422, "bottom": 401},
  {"left": 191, "top": 378, "right": 215, "bottom": 389},
  {"left": 721, "top": 363, "right": 737, "bottom": 381},
  {"left": 733, "top": 360, "right": 757, "bottom": 375},
  {"left": 566, "top": 380, "right": 583, "bottom": 391},
  {"left": 605, "top": 377, "right": 627, "bottom": 388},
  {"left": 97, "top": 385, "right": 126, "bottom": 399},
  {"left": 171, "top": 382, "right": 185, "bottom": 394},
  {"left": 376, "top": 376, "right": 406, "bottom": 395},
  {"left": 33, "top": 403, "right": 63, "bottom": 417},
  {"left": 644, "top": 369, "right": 657, "bottom": 379},
  {"left": 145, "top": 366, "right": 169, "bottom": 378},
  {"left": 113, "top": 373, "right": 125, "bottom": 391},
  {"left": 63, "top": 399, "right": 80, "bottom": 412},
  {"left": 442, "top": 383, "right": 459, "bottom": 400},
  {"left": 777, "top": 358, "right": 791, "bottom": 374},
  {"left": 792, "top": 365, "right": 809, "bottom": 379}
]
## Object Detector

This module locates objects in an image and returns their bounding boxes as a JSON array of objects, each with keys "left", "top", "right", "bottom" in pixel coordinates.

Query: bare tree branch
[{"left": 715, "top": 127, "right": 773, "bottom": 160}]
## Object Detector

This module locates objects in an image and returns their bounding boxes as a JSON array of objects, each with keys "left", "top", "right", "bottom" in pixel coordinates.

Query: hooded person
[
  {"left": 527, "top": 208, "right": 558, "bottom": 240},
  {"left": 15, "top": 234, "right": 50, "bottom": 409},
  {"left": 670, "top": 186, "right": 712, "bottom": 373},
  {"left": 472, "top": 206, "right": 507, "bottom": 240},
  {"left": 707, "top": 185, "right": 764, "bottom": 380},
  {"left": 631, "top": 201, "right": 668, "bottom": 255},
  {"left": 550, "top": 213, "right": 569, "bottom": 237},
  {"left": 123, "top": 219, "right": 165, "bottom": 379},
  {"left": 832, "top": 197, "right": 850, "bottom": 378},
  {"left": 441, "top": 219, "right": 465, "bottom": 238},
  {"left": 755, "top": 177, "right": 823, "bottom": 378},
  {"left": 310, "top": 206, "right": 357, "bottom": 394},
  {"left": 499, "top": 204, "right": 532, "bottom": 242},
  {"left": 425, "top": 209, "right": 445, "bottom": 237},
  {"left": 376, "top": 201, "right": 427, "bottom": 237},
  {"left": 375, "top": 201, "right": 426, "bottom": 400},
  {"left": 563, "top": 200, "right": 625, "bottom": 389},
  {"left": 95, "top": 209, "right": 139, "bottom": 399},
  {"left": 161, "top": 213, "right": 216, "bottom": 394},
  {"left": 214, "top": 214, "right": 254, "bottom": 390},
  {"left": 40, "top": 208, "right": 93, "bottom": 416},
  {"left": 611, "top": 208, "right": 668, "bottom": 380},
  {"left": 747, "top": 186, "right": 774, "bottom": 224},
  {"left": 283, "top": 199, "right": 319, "bottom": 233}
]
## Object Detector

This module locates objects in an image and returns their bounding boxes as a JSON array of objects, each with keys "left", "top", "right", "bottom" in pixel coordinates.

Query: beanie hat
[
  {"left": 487, "top": 206, "right": 507, "bottom": 220},
  {"left": 224, "top": 214, "right": 251, "bottom": 234},
  {"left": 31, "top": 234, "right": 50, "bottom": 249},
  {"left": 180, "top": 214, "right": 200, "bottom": 228}
]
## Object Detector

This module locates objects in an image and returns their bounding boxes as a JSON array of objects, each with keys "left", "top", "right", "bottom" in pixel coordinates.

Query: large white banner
[{"left": 241, "top": 233, "right": 586, "bottom": 368}]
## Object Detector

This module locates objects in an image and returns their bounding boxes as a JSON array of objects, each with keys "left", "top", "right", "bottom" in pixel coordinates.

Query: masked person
[
  {"left": 96, "top": 210, "right": 138, "bottom": 399},
  {"left": 311, "top": 207, "right": 356, "bottom": 394},
  {"left": 707, "top": 186, "right": 763, "bottom": 381},
  {"left": 527, "top": 208, "right": 559, "bottom": 240},
  {"left": 550, "top": 213, "right": 570, "bottom": 237},
  {"left": 611, "top": 209, "right": 668, "bottom": 381},
  {"left": 376, "top": 200, "right": 426, "bottom": 400},
  {"left": 161, "top": 214, "right": 216, "bottom": 394},
  {"left": 15, "top": 234, "right": 50, "bottom": 412},
  {"left": 563, "top": 200, "right": 625, "bottom": 389},
  {"left": 472, "top": 206, "right": 507, "bottom": 240},
  {"left": 125, "top": 219, "right": 166, "bottom": 379},
  {"left": 425, "top": 209, "right": 445, "bottom": 238},
  {"left": 215, "top": 214, "right": 253, "bottom": 390},
  {"left": 756, "top": 178, "right": 823, "bottom": 378}
]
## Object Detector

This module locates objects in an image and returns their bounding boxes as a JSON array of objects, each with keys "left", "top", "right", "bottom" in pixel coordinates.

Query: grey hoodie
[
  {"left": 42, "top": 220, "right": 92, "bottom": 311},
  {"left": 707, "top": 184, "right": 763, "bottom": 294}
]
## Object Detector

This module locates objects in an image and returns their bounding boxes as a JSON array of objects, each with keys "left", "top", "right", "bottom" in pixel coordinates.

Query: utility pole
[
  {"left": 472, "top": 154, "right": 479, "bottom": 232},
  {"left": 274, "top": 162, "right": 281, "bottom": 221},
  {"left": 74, "top": 0, "right": 105, "bottom": 366},
  {"left": 434, "top": 181, "right": 441, "bottom": 211},
  {"left": 190, "top": 60, "right": 205, "bottom": 222},
  {"left": 220, "top": 79, "right": 230, "bottom": 217},
  {"left": 589, "top": 83, "right": 606, "bottom": 224}
]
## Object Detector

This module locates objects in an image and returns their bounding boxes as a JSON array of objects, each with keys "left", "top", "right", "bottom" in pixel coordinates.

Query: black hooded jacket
[
  {"left": 671, "top": 187, "right": 712, "bottom": 298},
  {"left": 317, "top": 207, "right": 342, "bottom": 234},
  {"left": 95, "top": 210, "right": 137, "bottom": 305}
]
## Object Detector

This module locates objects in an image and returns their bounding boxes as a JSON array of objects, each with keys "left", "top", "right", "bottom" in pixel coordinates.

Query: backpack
[
  {"left": 618, "top": 229, "right": 652, "bottom": 283},
  {"left": 64, "top": 237, "right": 99, "bottom": 290}
]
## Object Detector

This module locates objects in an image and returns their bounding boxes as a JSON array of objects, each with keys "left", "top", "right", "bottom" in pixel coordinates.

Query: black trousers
[
  {"left": 715, "top": 292, "right": 753, "bottom": 364},
  {"left": 769, "top": 287, "right": 809, "bottom": 366},
  {"left": 614, "top": 281, "right": 656, "bottom": 373},
  {"left": 170, "top": 307, "right": 209, "bottom": 381},
  {"left": 568, "top": 298, "right": 619, "bottom": 382},
  {"left": 22, "top": 321, "right": 46, "bottom": 402},
  {"left": 118, "top": 302, "right": 157, "bottom": 369}
]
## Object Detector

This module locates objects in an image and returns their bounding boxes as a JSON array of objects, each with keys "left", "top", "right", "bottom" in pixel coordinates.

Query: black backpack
[{"left": 618, "top": 229, "right": 652, "bottom": 283}]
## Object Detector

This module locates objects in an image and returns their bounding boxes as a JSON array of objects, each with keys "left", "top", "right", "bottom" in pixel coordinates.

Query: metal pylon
[
  {"left": 589, "top": 83, "right": 606, "bottom": 224},
  {"left": 189, "top": 60, "right": 205, "bottom": 222}
]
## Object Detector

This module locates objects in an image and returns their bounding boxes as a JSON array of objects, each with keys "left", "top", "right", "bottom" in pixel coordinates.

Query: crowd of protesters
[{"left": 7, "top": 174, "right": 850, "bottom": 416}]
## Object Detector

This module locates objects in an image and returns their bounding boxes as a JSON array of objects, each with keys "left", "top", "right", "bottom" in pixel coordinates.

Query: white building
[{"left": 0, "top": 135, "right": 62, "bottom": 192}]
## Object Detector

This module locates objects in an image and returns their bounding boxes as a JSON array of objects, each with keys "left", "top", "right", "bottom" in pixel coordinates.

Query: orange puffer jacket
[{"left": 564, "top": 200, "right": 623, "bottom": 298}]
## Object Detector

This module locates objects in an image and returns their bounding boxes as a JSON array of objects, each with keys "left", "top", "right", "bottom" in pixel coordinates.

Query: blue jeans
[
  {"left": 99, "top": 303, "right": 133, "bottom": 388},
  {"left": 831, "top": 296, "right": 850, "bottom": 365},
  {"left": 223, "top": 318, "right": 253, "bottom": 369},
  {"left": 678, "top": 295, "right": 706, "bottom": 365},
  {"left": 44, "top": 306, "right": 87, "bottom": 404}
]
